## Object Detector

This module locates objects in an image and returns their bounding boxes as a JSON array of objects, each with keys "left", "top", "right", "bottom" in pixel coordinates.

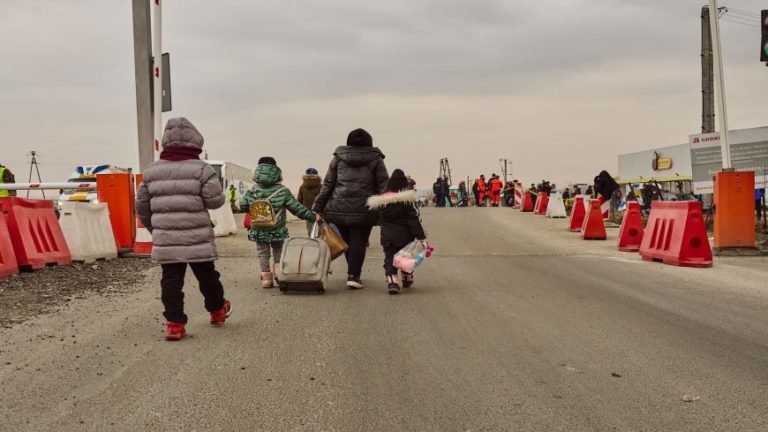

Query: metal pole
[
  {"left": 701, "top": 6, "right": 715, "bottom": 134},
  {"left": 152, "top": 0, "right": 163, "bottom": 159},
  {"left": 132, "top": 0, "right": 154, "bottom": 172},
  {"left": 26, "top": 152, "right": 35, "bottom": 199},
  {"left": 2, "top": 183, "right": 98, "bottom": 191},
  {"left": 708, "top": 1, "right": 731, "bottom": 169}
]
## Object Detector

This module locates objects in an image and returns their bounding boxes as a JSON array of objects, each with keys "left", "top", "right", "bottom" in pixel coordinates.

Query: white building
[{"left": 617, "top": 143, "right": 692, "bottom": 186}]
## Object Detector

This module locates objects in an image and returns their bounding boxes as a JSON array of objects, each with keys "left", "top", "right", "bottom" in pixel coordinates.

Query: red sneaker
[
  {"left": 210, "top": 300, "right": 232, "bottom": 327},
  {"left": 165, "top": 321, "right": 186, "bottom": 341}
]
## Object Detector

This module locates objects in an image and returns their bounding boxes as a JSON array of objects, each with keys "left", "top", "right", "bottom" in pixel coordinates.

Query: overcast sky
[{"left": 1, "top": 0, "right": 766, "bottom": 191}]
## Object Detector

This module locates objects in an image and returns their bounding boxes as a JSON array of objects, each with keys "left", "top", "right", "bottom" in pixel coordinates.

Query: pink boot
[{"left": 261, "top": 272, "right": 274, "bottom": 288}]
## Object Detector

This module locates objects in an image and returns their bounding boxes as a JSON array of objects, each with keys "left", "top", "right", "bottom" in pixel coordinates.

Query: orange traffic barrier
[
  {"left": 582, "top": 199, "right": 607, "bottom": 240},
  {"left": 96, "top": 173, "right": 136, "bottom": 252},
  {"left": 534, "top": 193, "right": 549, "bottom": 215},
  {"left": 0, "top": 197, "right": 72, "bottom": 269},
  {"left": 0, "top": 208, "right": 19, "bottom": 279},
  {"left": 521, "top": 191, "right": 534, "bottom": 212},
  {"left": 617, "top": 201, "right": 644, "bottom": 252},
  {"left": 568, "top": 196, "right": 586, "bottom": 231},
  {"left": 639, "top": 201, "right": 712, "bottom": 268},
  {"left": 714, "top": 171, "right": 755, "bottom": 249}
]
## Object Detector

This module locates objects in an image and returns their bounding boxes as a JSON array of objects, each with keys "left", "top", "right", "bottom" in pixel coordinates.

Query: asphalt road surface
[{"left": 1, "top": 208, "right": 767, "bottom": 431}]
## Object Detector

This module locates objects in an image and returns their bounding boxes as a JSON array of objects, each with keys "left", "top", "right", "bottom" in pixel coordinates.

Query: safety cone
[
  {"left": 617, "top": 201, "right": 644, "bottom": 251},
  {"left": 582, "top": 199, "right": 607, "bottom": 240},
  {"left": 546, "top": 193, "right": 567, "bottom": 218},
  {"left": 521, "top": 191, "right": 534, "bottom": 212},
  {"left": 568, "top": 196, "right": 586, "bottom": 231},
  {"left": 133, "top": 217, "right": 153, "bottom": 256},
  {"left": 534, "top": 193, "right": 549, "bottom": 215},
  {"left": 513, "top": 183, "right": 523, "bottom": 208}
]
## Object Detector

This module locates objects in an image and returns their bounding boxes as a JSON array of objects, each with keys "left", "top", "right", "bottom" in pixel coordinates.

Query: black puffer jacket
[
  {"left": 367, "top": 190, "right": 426, "bottom": 247},
  {"left": 313, "top": 146, "right": 389, "bottom": 226}
]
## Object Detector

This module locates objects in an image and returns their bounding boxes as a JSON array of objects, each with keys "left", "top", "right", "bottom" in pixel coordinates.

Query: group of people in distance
[
  {"left": 472, "top": 174, "right": 505, "bottom": 207},
  {"left": 137, "top": 118, "right": 428, "bottom": 341}
]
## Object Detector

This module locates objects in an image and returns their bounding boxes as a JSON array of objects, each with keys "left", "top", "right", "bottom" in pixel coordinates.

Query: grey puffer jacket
[
  {"left": 136, "top": 118, "right": 225, "bottom": 264},
  {"left": 313, "top": 146, "right": 389, "bottom": 226}
]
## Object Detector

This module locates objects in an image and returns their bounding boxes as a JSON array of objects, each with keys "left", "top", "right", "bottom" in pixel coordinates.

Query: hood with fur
[{"left": 367, "top": 190, "right": 417, "bottom": 210}]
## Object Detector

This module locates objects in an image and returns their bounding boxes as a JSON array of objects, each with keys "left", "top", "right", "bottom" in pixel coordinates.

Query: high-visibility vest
[
  {"left": 0, "top": 167, "right": 8, "bottom": 197},
  {"left": 228, "top": 188, "right": 237, "bottom": 201}
]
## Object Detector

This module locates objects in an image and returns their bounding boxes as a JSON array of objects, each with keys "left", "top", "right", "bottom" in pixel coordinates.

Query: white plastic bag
[{"left": 393, "top": 240, "right": 433, "bottom": 273}]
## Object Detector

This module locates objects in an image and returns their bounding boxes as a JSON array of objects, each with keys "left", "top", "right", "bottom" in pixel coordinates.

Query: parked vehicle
[
  {"left": 205, "top": 160, "right": 254, "bottom": 208},
  {"left": 56, "top": 164, "right": 132, "bottom": 211}
]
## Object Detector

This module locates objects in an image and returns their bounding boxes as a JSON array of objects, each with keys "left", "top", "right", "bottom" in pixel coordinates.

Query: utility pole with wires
[{"left": 26, "top": 151, "right": 45, "bottom": 199}]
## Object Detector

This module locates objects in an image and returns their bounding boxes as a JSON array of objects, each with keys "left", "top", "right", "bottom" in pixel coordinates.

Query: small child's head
[
  {"left": 386, "top": 169, "right": 408, "bottom": 192},
  {"left": 258, "top": 156, "right": 277, "bottom": 166}
]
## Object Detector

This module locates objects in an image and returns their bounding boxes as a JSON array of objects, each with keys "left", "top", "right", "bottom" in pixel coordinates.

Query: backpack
[{"left": 249, "top": 187, "right": 288, "bottom": 229}]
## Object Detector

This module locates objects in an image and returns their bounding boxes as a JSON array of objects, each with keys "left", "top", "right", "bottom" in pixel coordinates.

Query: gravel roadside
[{"left": 0, "top": 258, "right": 155, "bottom": 328}]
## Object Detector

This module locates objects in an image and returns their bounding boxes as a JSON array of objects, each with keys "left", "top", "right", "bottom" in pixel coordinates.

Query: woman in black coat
[{"left": 313, "top": 128, "right": 389, "bottom": 289}]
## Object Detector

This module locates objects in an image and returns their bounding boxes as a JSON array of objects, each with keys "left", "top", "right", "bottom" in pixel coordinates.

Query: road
[{"left": 1, "top": 208, "right": 767, "bottom": 431}]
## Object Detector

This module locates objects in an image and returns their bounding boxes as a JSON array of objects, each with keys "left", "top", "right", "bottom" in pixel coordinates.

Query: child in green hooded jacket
[{"left": 240, "top": 157, "right": 317, "bottom": 288}]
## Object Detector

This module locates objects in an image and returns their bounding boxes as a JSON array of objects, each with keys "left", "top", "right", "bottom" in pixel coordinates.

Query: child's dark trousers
[{"left": 160, "top": 261, "right": 225, "bottom": 324}]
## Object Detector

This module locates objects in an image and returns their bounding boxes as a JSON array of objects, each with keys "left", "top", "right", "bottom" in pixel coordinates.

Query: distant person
[
  {"left": 297, "top": 167, "right": 322, "bottom": 235},
  {"left": 458, "top": 181, "right": 469, "bottom": 207},
  {"left": 585, "top": 185, "right": 594, "bottom": 197},
  {"left": 561, "top": 187, "right": 571, "bottom": 200},
  {"left": 313, "top": 128, "right": 389, "bottom": 290},
  {"left": 241, "top": 157, "right": 317, "bottom": 289},
  {"left": 626, "top": 185, "right": 637, "bottom": 202},
  {"left": 476, "top": 175, "right": 488, "bottom": 207},
  {"left": 228, "top": 184, "right": 238, "bottom": 212},
  {"left": 406, "top": 176, "right": 416, "bottom": 191},
  {"left": 433, "top": 178, "right": 443, "bottom": 207},
  {"left": 136, "top": 117, "right": 231, "bottom": 341},
  {"left": 488, "top": 174, "right": 502, "bottom": 207},
  {"left": 573, "top": 185, "right": 582, "bottom": 196},
  {"left": 441, "top": 177, "right": 452, "bottom": 207},
  {"left": 0, "top": 162, "right": 16, "bottom": 197},
  {"left": 756, "top": 188, "right": 765, "bottom": 219},
  {"left": 367, "top": 169, "right": 427, "bottom": 295}
]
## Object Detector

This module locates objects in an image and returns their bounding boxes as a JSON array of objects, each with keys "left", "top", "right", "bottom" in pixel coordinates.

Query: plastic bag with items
[{"left": 393, "top": 240, "right": 434, "bottom": 273}]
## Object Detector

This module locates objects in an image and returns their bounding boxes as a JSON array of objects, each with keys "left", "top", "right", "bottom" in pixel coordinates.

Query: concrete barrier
[
  {"left": 58, "top": 202, "right": 118, "bottom": 263},
  {"left": 209, "top": 202, "right": 238, "bottom": 237}
]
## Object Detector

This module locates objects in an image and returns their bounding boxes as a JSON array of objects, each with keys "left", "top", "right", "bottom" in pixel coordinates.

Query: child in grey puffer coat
[{"left": 137, "top": 117, "right": 232, "bottom": 341}]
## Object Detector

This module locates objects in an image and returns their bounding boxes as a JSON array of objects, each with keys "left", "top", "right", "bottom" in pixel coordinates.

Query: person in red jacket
[
  {"left": 488, "top": 174, "right": 503, "bottom": 207},
  {"left": 475, "top": 175, "right": 488, "bottom": 207}
]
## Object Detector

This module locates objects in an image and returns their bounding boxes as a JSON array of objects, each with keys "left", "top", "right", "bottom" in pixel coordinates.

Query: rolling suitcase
[{"left": 277, "top": 237, "right": 331, "bottom": 293}]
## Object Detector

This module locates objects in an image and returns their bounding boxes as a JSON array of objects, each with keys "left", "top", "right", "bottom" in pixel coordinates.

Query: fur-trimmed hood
[{"left": 367, "top": 190, "right": 417, "bottom": 210}]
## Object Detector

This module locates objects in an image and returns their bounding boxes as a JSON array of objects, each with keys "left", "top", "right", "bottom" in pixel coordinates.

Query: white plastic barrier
[
  {"left": 209, "top": 202, "right": 238, "bottom": 237},
  {"left": 546, "top": 193, "right": 567, "bottom": 218},
  {"left": 58, "top": 202, "right": 118, "bottom": 262}
]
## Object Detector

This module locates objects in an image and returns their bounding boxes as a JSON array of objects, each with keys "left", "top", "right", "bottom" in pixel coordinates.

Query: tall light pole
[{"left": 708, "top": 0, "right": 731, "bottom": 169}]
